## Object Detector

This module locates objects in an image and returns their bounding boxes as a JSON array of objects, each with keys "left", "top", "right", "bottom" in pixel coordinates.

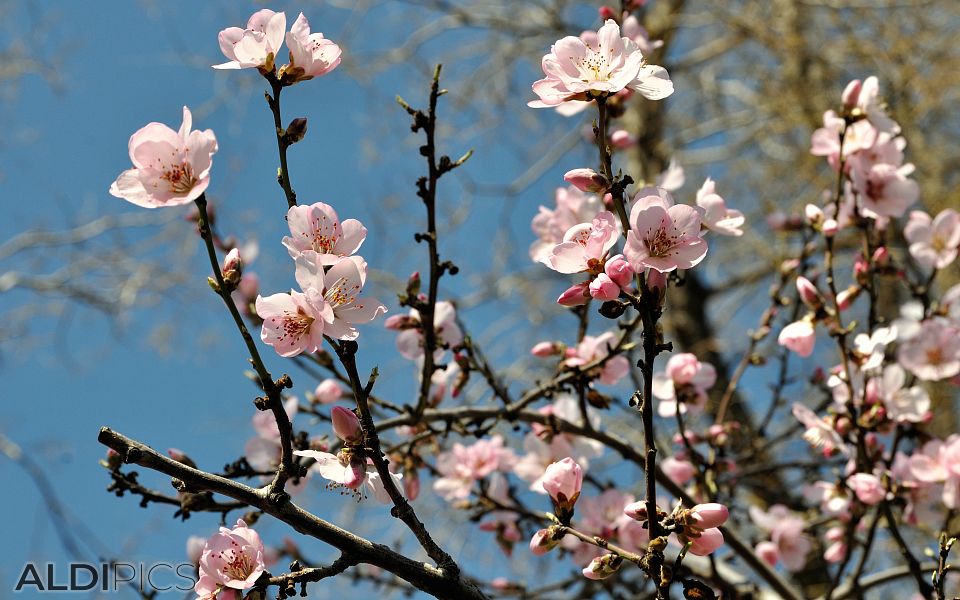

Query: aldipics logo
[{"left": 13, "top": 562, "right": 197, "bottom": 593}]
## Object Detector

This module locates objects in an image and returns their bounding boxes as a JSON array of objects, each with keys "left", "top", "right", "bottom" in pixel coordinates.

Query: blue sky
[{"left": 0, "top": 2, "right": 607, "bottom": 597}]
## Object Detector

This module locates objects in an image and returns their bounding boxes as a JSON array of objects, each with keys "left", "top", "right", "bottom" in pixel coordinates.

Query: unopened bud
[
  {"left": 531, "top": 341, "right": 563, "bottom": 357},
  {"left": 284, "top": 117, "right": 308, "bottom": 145},
  {"left": 796, "top": 276, "right": 823, "bottom": 310},
  {"left": 563, "top": 168, "right": 609, "bottom": 194},
  {"left": 598, "top": 6, "right": 617, "bottom": 20},
  {"left": 582, "top": 554, "right": 623, "bottom": 580},
  {"left": 222, "top": 248, "right": 242, "bottom": 290}
]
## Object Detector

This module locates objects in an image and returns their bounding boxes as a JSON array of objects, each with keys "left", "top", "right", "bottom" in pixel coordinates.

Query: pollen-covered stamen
[
  {"left": 161, "top": 162, "right": 197, "bottom": 194},
  {"left": 274, "top": 307, "right": 314, "bottom": 342},
  {"left": 218, "top": 541, "right": 255, "bottom": 581},
  {"left": 324, "top": 276, "right": 361, "bottom": 309},
  {"left": 305, "top": 214, "right": 340, "bottom": 254},
  {"left": 644, "top": 222, "right": 685, "bottom": 257}
]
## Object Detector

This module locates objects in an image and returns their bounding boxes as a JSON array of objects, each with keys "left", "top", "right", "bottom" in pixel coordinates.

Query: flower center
[
  {"left": 644, "top": 225, "right": 681, "bottom": 257},
  {"left": 325, "top": 276, "right": 360, "bottom": 309},
  {"left": 280, "top": 307, "right": 314, "bottom": 340},
  {"left": 309, "top": 215, "right": 339, "bottom": 254},
  {"left": 162, "top": 162, "right": 196, "bottom": 194}
]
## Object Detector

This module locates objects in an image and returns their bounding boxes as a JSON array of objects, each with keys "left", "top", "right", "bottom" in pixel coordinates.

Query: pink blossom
[
  {"left": 251, "top": 396, "right": 298, "bottom": 440},
  {"left": 655, "top": 158, "right": 685, "bottom": 192},
  {"left": 432, "top": 435, "right": 517, "bottom": 501},
  {"left": 187, "top": 535, "right": 206, "bottom": 565},
  {"left": 197, "top": 519, "right": 265, "bottom": 594},
  {"left": 749, "top": 504, "right": 811, "bottom": 571},
  {"left": 620, "top": 14, "right": 663, "bottom": 55},
  {"left": 545, "top": 212, "right": 619, "bottom": 274},
  {"left": 905, "top": 209, "right": 960, "bottom": 270},
  {"left": 651, "top": 353, "right": 716, "bottom": 417},
  {"left": 213, "top": 9, "right": 287, "bottom": 71},
  {"left": 529, "top": 20, "right": 673, "bottom": 108},
  {"left": 542, "top": 457, "right": 583, "bottom": 514},
  {"left": 294, "top": 255, "right": 387, "bottom": 340},
  {"left": 897, "top": 318, "right": 960, "bottom": 381},
  {"left": 609, "top": 129, "right": 636, "bottom": 149},
  {"left": 853, "top": 326, "right": 897, "bottom": 372},
  {"left": 255, "top": 289, "right": 330, "bottom": 357},
  {"left": 530, "top": 186, "right": 602, "bottom": 262},
  {"left": 852, "top": 162, "right": 918, "bottom": 219},
  {"left": 294, "top": 449, "right": 401, "bottom": 503},
  {"left": 624, "top": 191, "right": 707, "bottom": 273},
  {"left": 810, "top": 111, "right": 877, "bottom": 168},
  {"left": 796, "top": 276, "right": 823, "bottom": 310},
  {"left": 563, "top": 168, "right": 608, "bottom": 193},
  {"left": 109, "top": 107, "right": 217, "bottom": 208},
  {"left": 603, "top": 254, "right": 634, "bottom": 288},
  {"left": 312, "top": 379, "right": 343, "bottom": 404},
  {"left": 393, "top": 301, "right": 463, "bottom": 360},
  {"left": 755, "top": 541, "right": 780, "bottom": 567},
  {"left": 854, "top": 76, "right": 900, "bottom": 134},
  {"left": 589, "top": 273, "right": 621, "bottom": 301},
  {"left": 563, "top": 332, "right": 630, "bottom": 385},
  {"left": 695, "top": 178, "right": 744, "bottom": 236},
  {"left": 531, "top": 341, "right": 563, "bottom": 357},
  {"left": 823, "top": 527, "right": 847, "bottom": 563},
  {"left": 792, "top": 403, "right": 849, "bottom": 458},
  {"left": 282, "top": 202, "right": 366, "bottom": 265},
  {"left": 846, "top": 472, "right": 886, "bottom": 505},
  {"left": 279, "top": 13, "right": 341, "bottom": 84},
  {"left": 908, "top": 436, "right": 960, "bottom": 508},
  {"left": 778, "top": 319, "right": 816, "bottom": 358},
  {"left": 872, "top": 365, "right": 931, "bottom": 423}
]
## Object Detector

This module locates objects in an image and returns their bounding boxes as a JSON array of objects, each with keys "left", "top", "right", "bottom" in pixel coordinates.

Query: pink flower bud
[
  {"left": 796, "top": 276, "right": 822, "bottom": 310},
  {"left": 557, "top": 282, "right": 591, "bottom": 307},
  {"left": 836, "top": 286, "right": 860, "bottom": 311},
  {"left": 778, "top": 320, "right": 816, "bottom": 357},
  {"left": 804, "top": 204, "right": 824, "bottom": 225},
  {"left": 313, "top": 379, "right": 343, "bottom": 404},
  {"left": 841, "top": 79, "right": 862, "bottom": 111},
  {"left": 531, "top": 341, "right": 562, "bottom": 357},
  {"left": 563, "top": 168, "right": 608, "bottom": 194},
  {"left": 822, "top": 218, "right": 839, "bottom": 237},
  {"left": 589, "top": 273, "right": 621, "bottom": 301},
  {"left": 645, "top": 269, "right": 667, "bottom": 299},
  {"left": 755, "top": 541, "right": 780, "bottom": 567},
  {"left": 331, "top": 406, "right": 363, "bottom": 445},
  {"left": 871, "top": 246, "right": 889, "bottom": 267},
  {"left": 384, "top": 314, "right": 417, "bottom": 330},
  {"left": 690, "top": 503, "right": 729, "bottom": 529},
  {"left": 687, "top": 527, "right": 724, "bottom": 556},
  {"left": 404, "top": 470, "right": 420, "bottom": 501},
  {"left": 598, "top": 6, "right": 617, "bottom": 20},
  {"left": 582, "top": 554, "right": 622, "bottom": 580},
  {"left": 529, "top": 528, "right": 561, "bottom": 555},
  {"left": 605, "top": 254, "right": 634, "bottom": 288},
  {"left": 707, "top": 424, "right": 729, "bottom": 446},
  {"left": 542, "top": 457, "right": 583, "bottom": 514},
  {"left": 623, "top": 500, "right": 654, "bottom": 521},
  {"left": 167, "top": 448, "right": 196, "bottom": 468},
  {"left": 610, "top": 129, "right": 636, "bottom": 149}
]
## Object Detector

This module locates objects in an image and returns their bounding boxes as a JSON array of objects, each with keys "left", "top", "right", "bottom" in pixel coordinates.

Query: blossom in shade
[
  {"left": 294, "top": 255, "right": 387, "bottom": 340},
  {"left": 388, "top": 301, "right": 463, "bottom": 360},
  {"left": 433, "top": 436, "right": 517, "bottom": 501},
  {"left": 792, "top": 403, "right": 849, "bottom": 458},
  {"left": 897, "top": 318, "right": 960, "bottom": 381},
  {"left": 109, "top": 107, "right": 217, "bottom": 208},
  {"left": 282, "top": 202, "right": 366, "bottom": 265},
  {"left": 279, "top": 13, "right": 341, "bottom": 84},
  {"left": 529, "top": 19, "right": 672, "bottom": 108},
  {"left": 778, "top": 319, "right": 816, "bottom": 358},
  {"left": 563, "top": 332, "right": 630, "bottom": 386},
  {"left": 655, "top": 158, "right": 685, "bottom": 192},
  {"left": 651, "top": 353, "right": 716, "bottom": 417},
  {"left": 870, "top": 365, "right": 930, "bottom": 423},
  {"left": 908, "top": 436, "right": 960, "bottom": 509},
  {"left": 312, "top": 379, "right": 343, "bottom": 404},
  {"left": 624, "top": 190, "right": 707, "bottom": 272},
  {"left": 687, "top": 527, "right": 724, "bottom": 556},
  {"left": 846, "top": 472, "right": 886, "bottom": 505},
  {"left": 255, "top": 289, "right": 330, "bottom": 357},
  {"left": 748, "top": 504, "right": 811, "bottom": 571},
  {"left": 196, "top": 519, "right": 265, "bottom": 596},
  {"left": 695, "top": 178, "right": 744, "bottom": 236},
  {"left": 851, "top": 76, "right": 900, "bottom": 134},
  {"left": 852, "top": 162, "right": 919, "bottom": 219},
  {"left": 530, "top": 186, "right": 602, "bottom": 262},
  {"left": 213, "top": 9, "right": 287, "bottom": 71},
  {"left": 904, "top": 209, "right": 960, "bottom": 270}
]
